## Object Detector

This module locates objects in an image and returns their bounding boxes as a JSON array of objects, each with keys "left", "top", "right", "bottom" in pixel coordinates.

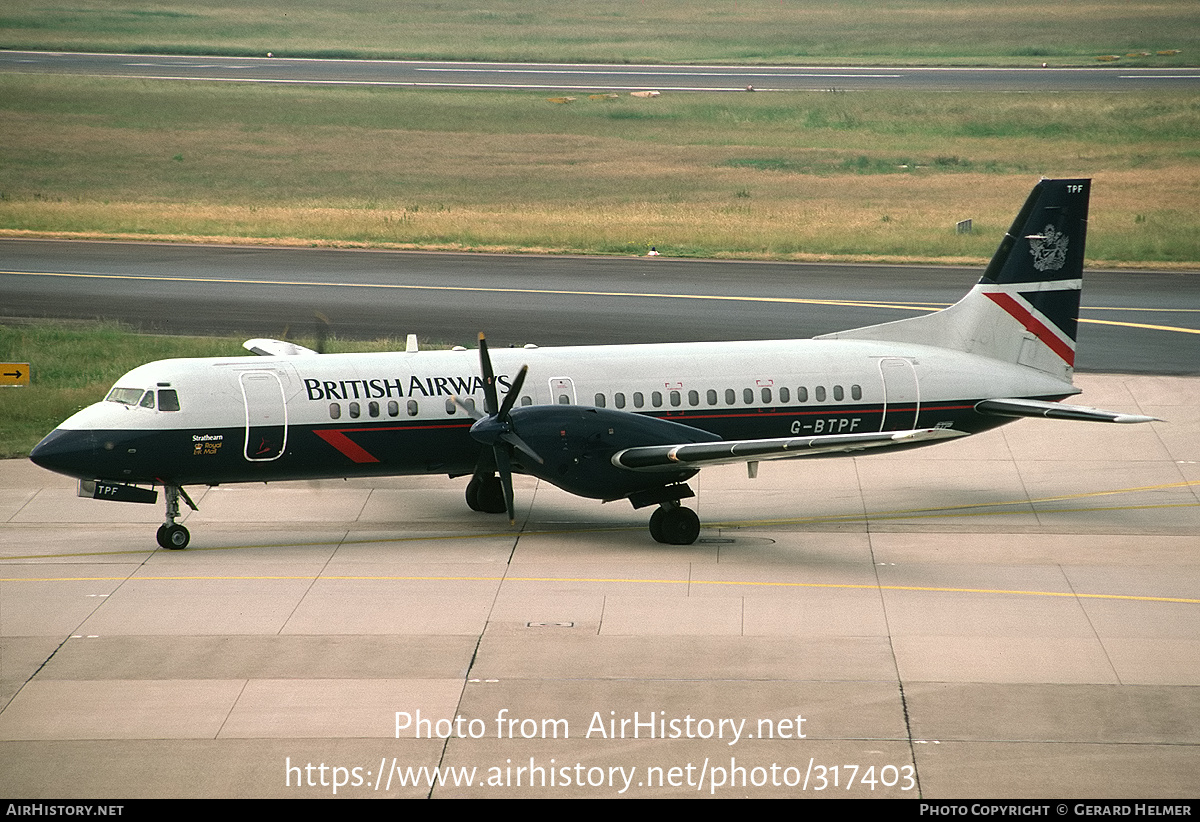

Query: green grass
[
  {"left": 2, "top": 75, "right": 1198, "bottom": 264},
  {"left": 1, "top": 0, "right": 1197, "bottom": 65},
  {"left": 0, "top": 321, "right": 426, "bottom": 458},
  {"left": 0, "top": 322, "right": 239, "bottom": 457}
]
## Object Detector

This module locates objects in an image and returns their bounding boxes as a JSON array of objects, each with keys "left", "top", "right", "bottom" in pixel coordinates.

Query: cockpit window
[
  {"left": 105, "top": 386, "right": 179, "bottom": 411},
  {"left": 106, "top": 387, "right": 145, "bottom": 406}
]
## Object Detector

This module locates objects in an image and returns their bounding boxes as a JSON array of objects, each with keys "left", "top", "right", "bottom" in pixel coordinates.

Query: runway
[
  {"left": 1, "top": 373, "right": 1197, "bottom": 797},
  {"left": 5, "top": 50, "right": 1200, "bottom": 93},
  {"left": 4, "top": 239, "right": 1200, "bottom": 374}
]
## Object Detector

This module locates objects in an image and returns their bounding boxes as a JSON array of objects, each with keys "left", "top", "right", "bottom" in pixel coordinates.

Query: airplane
[{"left": 29, "top": 178, "right": 1157, "bottom": 550}]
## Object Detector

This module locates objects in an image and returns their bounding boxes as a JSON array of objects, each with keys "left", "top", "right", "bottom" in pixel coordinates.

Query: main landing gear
[
  {"left": 466, "top": 475, "right": 702, "bottom": 545},
  {"left": 156, "top": 485, "right": 198, "bottom": 550},
  {"left": 465, "top": 474, "right": 508, "bottom": 515},
  {"left": 632, "top": 482, "right": 702, "bottom": 545},
  {"left": 649, "top": 502, "right": 701, "bottom": 545}
]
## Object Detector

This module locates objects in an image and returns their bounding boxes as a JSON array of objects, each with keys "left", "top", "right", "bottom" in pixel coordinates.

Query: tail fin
[{"left": 818, "top": 178, "right": 1090, "bottom": 383}]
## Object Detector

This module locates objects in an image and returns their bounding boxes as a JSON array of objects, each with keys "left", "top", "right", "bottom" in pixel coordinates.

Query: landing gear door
[
  {"left": 879, "top": 357, "right": 920, "bottom": 431},
  {"left": 240, "top": 371, "right": 288, "bottom": 461}
]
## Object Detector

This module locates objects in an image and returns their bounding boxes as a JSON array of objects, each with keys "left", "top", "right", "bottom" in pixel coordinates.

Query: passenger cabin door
[{"left": 240, "top": 371, "right": 288, "bottom": 461}]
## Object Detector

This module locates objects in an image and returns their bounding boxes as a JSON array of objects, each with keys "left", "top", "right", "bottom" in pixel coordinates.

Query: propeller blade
[
  {"left": 502, "top": 430, "right": 544, "bottom": 465},
  {"left": 314, "top": 312, "right": 330, "bottom": 355},
  {"left": 496, "top": 364, "right": 528, "bottom": 421},
  {"left": 478, "top": 332, "right": 499, "bottom": 416},
  {"left": 494, "top": 446, "right": 516, "bottom": 524},
  {"left": 451, "top": 396, "right": 484, "bottom": 420}
]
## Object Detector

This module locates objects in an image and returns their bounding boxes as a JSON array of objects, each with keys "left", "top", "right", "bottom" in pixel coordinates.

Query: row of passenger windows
[
  {"left": 326, "top": 384, "right": 862, "bottom": 420},
  {"left": 595, "top": 385, "right": 862, "bottom": 409},
  {"left": 328, "top": 395, "right": 539, "bottom": 420}
]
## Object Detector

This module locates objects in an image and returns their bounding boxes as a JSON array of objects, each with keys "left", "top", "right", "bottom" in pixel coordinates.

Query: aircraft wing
[
  {"left": 243, "top": 338, "right": 320, "bottom": 357},
  {"left": 611, "top": 427, "right": 968, "bottom": 472},
  {"left": 975, "top": 398, "right": 1159, "bottom": 424}
]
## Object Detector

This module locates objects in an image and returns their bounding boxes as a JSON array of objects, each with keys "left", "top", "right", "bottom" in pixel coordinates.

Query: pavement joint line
[
  {"left": 4, "top": 498, "right": 1197, "bottom": 561},
  {"left": 1, "top": 572, "right": 1197, "bottom": 606},
  {"left": 3, "top": 479, "right": 1198, "bottom": 560}
]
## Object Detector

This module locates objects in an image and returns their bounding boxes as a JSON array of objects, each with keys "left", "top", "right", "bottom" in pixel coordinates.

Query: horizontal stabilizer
[
  {"left": 243, "top": 338, "right": 320, "bottom": 357},
  {"left": 612, "top": 428, "right": 968, "bottom": 472},
  {"left": 976, "top": 398, "right": 1159, "bottom": 424}
]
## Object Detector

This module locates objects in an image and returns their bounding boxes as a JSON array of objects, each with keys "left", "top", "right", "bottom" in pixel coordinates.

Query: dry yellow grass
[
  {"left": 3, "top": 77, "right": 1197, "bottom": 264},
  {"left": 4, "top": 164, "right": 1196, "bottom": 267}
]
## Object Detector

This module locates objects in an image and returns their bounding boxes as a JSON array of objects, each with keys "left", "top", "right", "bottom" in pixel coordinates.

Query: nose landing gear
[
  {"left": 157, "top": 522, "right": 190, "bottom": 550},
  {"left": 157, "top": 485, "right": 198, "bottom": 550}
]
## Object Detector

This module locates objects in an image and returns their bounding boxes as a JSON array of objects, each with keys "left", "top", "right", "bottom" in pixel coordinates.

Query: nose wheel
[{"left": 157, "top": 523, "right": 190, "bottom": 550}]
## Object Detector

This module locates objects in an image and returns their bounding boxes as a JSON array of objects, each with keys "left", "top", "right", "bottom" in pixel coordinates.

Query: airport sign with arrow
[{"left": 1, "top": 364, "right": 30, "bottom": 387}]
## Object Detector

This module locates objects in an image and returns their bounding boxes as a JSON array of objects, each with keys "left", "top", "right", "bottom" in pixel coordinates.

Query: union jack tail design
[{"left": 820, "top": 178, "right": 1091, "bottom": 382}]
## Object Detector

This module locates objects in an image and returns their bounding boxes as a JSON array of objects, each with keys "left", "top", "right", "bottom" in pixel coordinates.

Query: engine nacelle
[{"left": 506, "top": 405, "right": 718, "bottom": 500}]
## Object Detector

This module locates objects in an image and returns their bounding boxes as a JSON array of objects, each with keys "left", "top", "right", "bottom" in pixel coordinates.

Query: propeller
[
  {"left": 455, "top": 333, "right": 543, "bottom": 524},
  {"left": 313, "top": 311, "right": 330, "bottom": 354}
]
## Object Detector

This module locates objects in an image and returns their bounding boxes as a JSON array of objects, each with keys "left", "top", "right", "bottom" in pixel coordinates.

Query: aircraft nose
[{"left": 29, "top": 428, "right": 99, "bottom": 479}]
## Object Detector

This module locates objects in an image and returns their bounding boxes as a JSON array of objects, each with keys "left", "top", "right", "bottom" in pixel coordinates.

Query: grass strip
[
  {"left": 3, "top": 76, "right": 1199, "bottom": 265},
  {"left": 1, "top": 0, "right": 1197, "bottom": 66}
]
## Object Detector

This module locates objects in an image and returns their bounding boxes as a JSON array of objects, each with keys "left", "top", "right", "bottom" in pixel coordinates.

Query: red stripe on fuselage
[
  {"left": 313, "top": 429, "right": 381, "bottom": 463},
  {"left": 313, "top": 422, "right": 470, "bottom": 463},
  {"left": 984, "top": 292, "right": 1075, "bottom": 366}
]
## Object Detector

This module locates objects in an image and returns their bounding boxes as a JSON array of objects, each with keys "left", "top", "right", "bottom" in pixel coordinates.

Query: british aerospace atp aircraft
[{"left": 31, "top": 179, "right": 1155, "bottom": 550}]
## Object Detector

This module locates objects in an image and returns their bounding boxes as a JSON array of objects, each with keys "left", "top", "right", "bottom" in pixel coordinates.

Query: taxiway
[{"left": 1, "top": 373, "right": 1197, "bottom": 797}]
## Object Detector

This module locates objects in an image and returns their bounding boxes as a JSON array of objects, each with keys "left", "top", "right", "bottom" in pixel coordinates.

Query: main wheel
[
  {"left": 156, "top": 523, "right": 190, "bottom": 550},
  {"left": 466, "top": 476, "right": 507, "bottom": 514},
  {"left": 465, "top": 477, "right": 482, "bottom": 511},
  {"left": 649, "top": 507, "right": 666, "bottom": 543},
  {"left": 650, "top": 506, "right": 701, "bottom": 545}
]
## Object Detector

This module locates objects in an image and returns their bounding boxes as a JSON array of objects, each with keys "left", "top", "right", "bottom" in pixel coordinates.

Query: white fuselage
[{"left": 42, "top": 336, "right": 1076, "bottom": 487}]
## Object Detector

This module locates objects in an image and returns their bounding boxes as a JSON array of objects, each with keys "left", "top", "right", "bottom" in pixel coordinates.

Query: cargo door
[{"left": 879, "top": 358, "right": 920, "bottom": 431}]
